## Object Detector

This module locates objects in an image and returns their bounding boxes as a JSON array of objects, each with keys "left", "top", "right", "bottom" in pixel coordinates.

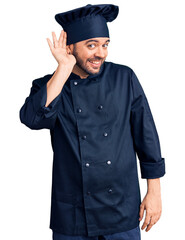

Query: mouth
[{"left": 88, "top": 60, "right": 102, "bottom": 68}]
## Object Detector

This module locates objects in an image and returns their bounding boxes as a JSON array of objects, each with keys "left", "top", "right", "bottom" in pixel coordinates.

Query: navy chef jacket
[{"left": 19, "top": 61, "right": 166, "bottom": 237}]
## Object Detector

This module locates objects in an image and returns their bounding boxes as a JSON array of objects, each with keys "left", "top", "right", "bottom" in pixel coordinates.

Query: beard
[{"left": 73, "top": 44, "right": 104, "bottom": 75}]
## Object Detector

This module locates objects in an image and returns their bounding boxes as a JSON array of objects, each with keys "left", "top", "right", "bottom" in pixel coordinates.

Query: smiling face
[{"left": 67, "top": 37, "right": 110, "bottom": 78}]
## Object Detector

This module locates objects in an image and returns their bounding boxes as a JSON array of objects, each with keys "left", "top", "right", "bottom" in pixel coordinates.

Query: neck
[{"left": 72, "top": 65, "right": 89, "bottom": 79}]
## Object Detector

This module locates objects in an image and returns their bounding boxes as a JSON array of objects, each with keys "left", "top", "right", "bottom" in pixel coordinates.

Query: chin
[
  {"left": 88, "top": 68, "right": 100, "bottom": 75},
  {"left": 86, "top": 65, "right": 101, "bottom": 74}
]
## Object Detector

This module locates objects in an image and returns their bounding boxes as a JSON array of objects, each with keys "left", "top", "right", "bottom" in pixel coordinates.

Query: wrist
[
  {"left": 147, "top": 178, "right": 161, "bottom": 195},
  {"left": 56, "top": 64, "right": 74, "bottom": 79},
  {"left": 58, "top": 62, "right": 74, "bottom": 71}
]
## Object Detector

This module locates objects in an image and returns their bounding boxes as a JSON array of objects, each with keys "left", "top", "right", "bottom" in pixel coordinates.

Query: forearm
[
  {"left": 45, "top": 64, "right": 74, "bottom": 107},
  {"left": 147, "top": 178, "right": 161, "bottom": 195}
]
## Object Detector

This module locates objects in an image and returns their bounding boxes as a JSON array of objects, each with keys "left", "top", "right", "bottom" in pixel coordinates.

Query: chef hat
[{"left": 55, "top": 4, "right": 119, "bottom": 45}]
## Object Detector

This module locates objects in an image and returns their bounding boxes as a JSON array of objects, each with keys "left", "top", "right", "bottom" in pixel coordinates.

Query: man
[{"left": 19, "top": 4, "right": 166, "bottom": 240}]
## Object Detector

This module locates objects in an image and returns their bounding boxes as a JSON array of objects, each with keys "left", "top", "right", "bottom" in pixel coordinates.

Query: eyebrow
[{"left": 85, "top": 39, "right": 110, "bottom": 44}]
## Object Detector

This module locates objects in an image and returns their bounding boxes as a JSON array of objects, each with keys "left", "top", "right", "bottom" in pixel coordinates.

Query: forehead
[{"left": 78, "top": 37, "right": 110, "bottom": 45}]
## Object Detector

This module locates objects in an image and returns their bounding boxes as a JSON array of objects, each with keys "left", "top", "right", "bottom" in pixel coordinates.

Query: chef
[{"left": 19, "top": 4, "right": 166, "bottom": 240}]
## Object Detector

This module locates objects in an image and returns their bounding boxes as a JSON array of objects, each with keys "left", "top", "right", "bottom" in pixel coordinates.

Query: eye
[
  {"left": 87, "top": 44, "right": 96, "bottom": 48},
  {"left": 103, "top": 44, "right": 109, "bottom": 48}
]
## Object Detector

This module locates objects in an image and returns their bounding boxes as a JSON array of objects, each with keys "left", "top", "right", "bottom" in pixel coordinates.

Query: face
[{"left": 69, "top": 37, "right": 110, "bottom": 76}]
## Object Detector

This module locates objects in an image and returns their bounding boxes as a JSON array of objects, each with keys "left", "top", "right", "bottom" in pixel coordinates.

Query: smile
[{"left": 88, "top": 60, "right": 101, "bottom": 67}]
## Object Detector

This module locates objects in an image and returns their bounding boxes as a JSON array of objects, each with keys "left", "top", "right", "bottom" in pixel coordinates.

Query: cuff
[
  {"left": 32, "top": 83, "right": 62, "bottom": 118},
  {"left": 140, "top": 158, "right": 166, "bottom": 179}
]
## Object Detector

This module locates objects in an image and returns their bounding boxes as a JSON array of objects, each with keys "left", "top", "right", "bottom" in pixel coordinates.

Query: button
[
  {"left": 74, "top": 81, "right": 78, "bottom": 85},
  {"left": 42, "top": 107, "right": 50, "bottom": 113},
  {"left": 82, "top": 135, "right": 87, "bottom": 140},
  {"left": 87, "top": 191, "right": 91, "bottom": 195},
  {"left": 85, "top": 163, "right": 90, "bottom": 167},
  {"left": 108, "top": 189, "right": 112, "bottom": 193},
  {"left": 98, "top": 105, "right": 103, "bottom": 110},
  {"left": 77, "top": 108, "right": 82, "bottom": 113},
  {"left": 103, "top": 132, "right": 108, "bottom": 137},
  {"left": 107, "top": 160, "right": 111, "bottom": 165}
]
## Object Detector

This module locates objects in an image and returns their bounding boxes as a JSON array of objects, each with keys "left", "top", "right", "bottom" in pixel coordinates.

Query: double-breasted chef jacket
[{"left": 19, "top": 61, "right": 166, "bottom": 237}]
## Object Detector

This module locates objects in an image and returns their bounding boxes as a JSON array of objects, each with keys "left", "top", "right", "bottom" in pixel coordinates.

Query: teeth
[{"left": 90, "top": 61, "right": 100, "bottom": 64}]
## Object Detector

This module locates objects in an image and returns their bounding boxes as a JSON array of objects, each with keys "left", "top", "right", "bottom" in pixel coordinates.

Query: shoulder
[
  {"left": 104, "top": 61, "right": 136, "bottom": 82},
  {"left": 104, "top": 61, "right": 134, "bottom": 75},
  {"left": 32, "top": 71, "right": 55, "bottom": 88}
]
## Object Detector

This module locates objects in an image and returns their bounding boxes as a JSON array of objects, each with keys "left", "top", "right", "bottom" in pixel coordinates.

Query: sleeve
[
  {"left": 19, "top": 73, "right": 63, "bottom": 130},
  {"left": 130, "top": 69, "right": 166, "bottom": 179}
]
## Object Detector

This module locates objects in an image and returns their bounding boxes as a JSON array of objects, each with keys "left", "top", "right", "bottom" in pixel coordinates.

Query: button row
[
  {"left": 73, "top": 79, "right": 97, "bottom": 85},
  {"left": 85, "top": 161, "right": 111, "bottom": 167},
  {"left": 81, "top": 131, "right": 109, "bottom": 140},
  {"left": 77, "top": 105, "right": 103, "bottom": 113},
  {"left": 86, "top": 188, "right": 113, "bottom": 196}
]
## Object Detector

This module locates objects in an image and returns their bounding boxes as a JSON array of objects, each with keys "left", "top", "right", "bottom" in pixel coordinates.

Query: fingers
[
  {"left": 52, "top": 32, "right": 58, "bottom": 48},
  {"left": 62, "top": 31, "right": 67, "bottom": 48},
  {"left": 146, "top": 211, "right": 161, "bottom": 232},
  {"left": 58, "top": 30, "right": 67, "bottom": 49},
  {"left": 47, "top": 31, "right": 67, "bottom": 54},
  {"left": 58, "top": 30, "right": 64, "bottom": 47},
  {"left": 141, "top": 212, "right": 151, "bottom": 231},
  {"left": 141, "top": 211, "right": 161, "bottom": 232},
  {"left": 145, "top": 215, "right": 158, "bottom": 232},
  {"left": 46, "top": 38, "right": 54, "bottom": 53}
]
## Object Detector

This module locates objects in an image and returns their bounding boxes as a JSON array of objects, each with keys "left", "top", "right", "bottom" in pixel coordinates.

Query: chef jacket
[{"left": 19, "top": 61, "right": 166, "bottom": 237}]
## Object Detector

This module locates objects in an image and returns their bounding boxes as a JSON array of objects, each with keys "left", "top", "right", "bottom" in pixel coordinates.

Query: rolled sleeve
[
  {"left": 130, "top": 70, "right": 166, "bottom": 179},
  {"left": 20, "top": 73, "right": 62, "bottom": 130},
  {"left": 139, "top": 158, "right": 165, "bottom": 179}
]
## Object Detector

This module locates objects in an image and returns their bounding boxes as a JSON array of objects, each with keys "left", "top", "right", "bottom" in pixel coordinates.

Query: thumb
[{"left": 139, "top": 203, "right": 145, "bottom": 221}]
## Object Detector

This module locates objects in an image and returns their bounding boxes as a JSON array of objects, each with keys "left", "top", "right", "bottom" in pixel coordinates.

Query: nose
[{"left": 94, "top": 46, "right": 107, "bottom": 59}]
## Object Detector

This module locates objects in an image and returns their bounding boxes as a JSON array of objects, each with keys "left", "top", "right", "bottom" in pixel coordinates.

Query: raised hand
[{"left": 46, "top": 30, "right": 76, "bottom": 67}]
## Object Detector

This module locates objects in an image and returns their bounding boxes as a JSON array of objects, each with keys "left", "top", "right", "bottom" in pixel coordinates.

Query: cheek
[{"left": 82, "top": 49, "right": 95, "bottom": 60}]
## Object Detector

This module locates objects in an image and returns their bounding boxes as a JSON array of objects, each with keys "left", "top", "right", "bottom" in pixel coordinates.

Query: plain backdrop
[{"left": 0, "top": 0, "right": 184, "bottom": 239}]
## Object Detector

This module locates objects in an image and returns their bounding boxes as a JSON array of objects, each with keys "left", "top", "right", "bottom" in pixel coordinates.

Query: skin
[
  {"left": 140, "top": 178, "right": 162, "bottom": 232},
  {"left": 46, "top": 30, "right": 162, "bottom": 232},
  {"left": 66, "top": 37, "right": 110, "bottom": 78}
]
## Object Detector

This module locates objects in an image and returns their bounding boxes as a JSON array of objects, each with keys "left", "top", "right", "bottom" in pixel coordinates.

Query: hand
[
  {"left": 46, "top": 30, "right": 76, "bottom": 67},
  {"left": 139, "top": 192, "right": 162, "bottom": 232}
]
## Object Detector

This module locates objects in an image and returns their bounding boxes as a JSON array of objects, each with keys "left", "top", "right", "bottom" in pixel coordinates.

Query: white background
[{"left": 0, "top": 0, "right": 184, "bottom": 239}]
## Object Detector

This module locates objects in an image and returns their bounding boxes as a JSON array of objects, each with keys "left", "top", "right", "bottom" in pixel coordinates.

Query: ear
[
  {"left": 66, "top": 45, "right": 71, "bottom": 54},
  {"left": 66, "top": 44, "right": 74, "bottom": 54}
]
